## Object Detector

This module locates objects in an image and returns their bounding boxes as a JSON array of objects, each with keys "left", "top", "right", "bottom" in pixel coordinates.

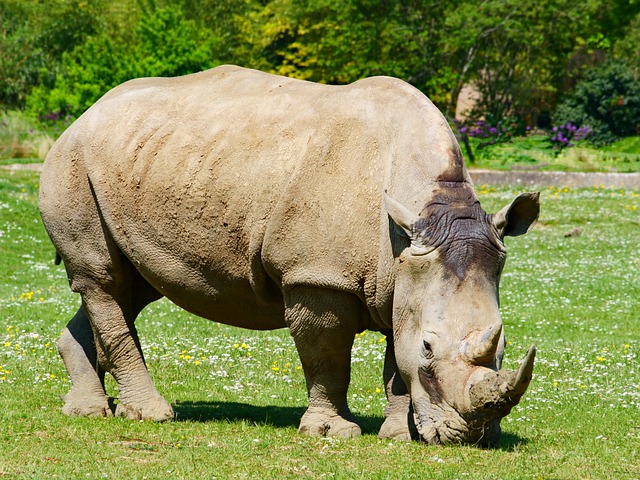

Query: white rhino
[{"left": 39, "top": 65, "right": 539, "bottom": 446}]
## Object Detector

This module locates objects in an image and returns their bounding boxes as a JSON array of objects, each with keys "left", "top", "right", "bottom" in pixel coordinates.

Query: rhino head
[{"left": 385, "top": 184, "right": 539, "bottom": 446}]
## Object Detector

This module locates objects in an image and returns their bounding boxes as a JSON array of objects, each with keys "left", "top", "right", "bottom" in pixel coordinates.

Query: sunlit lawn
[
  {"left": 1, "top": 169, "right": 638, "bottom": 479},
  {"left": 469, "top": 135, "right": 640, "bottom": 173}
]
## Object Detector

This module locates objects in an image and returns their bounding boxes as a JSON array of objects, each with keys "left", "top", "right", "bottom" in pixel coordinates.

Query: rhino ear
[
  {"left": 492, "top": 192, "right": 540, "bottom": 237},
  {"left": 383, "top": 193, "right": 417, "bottom": 239}
]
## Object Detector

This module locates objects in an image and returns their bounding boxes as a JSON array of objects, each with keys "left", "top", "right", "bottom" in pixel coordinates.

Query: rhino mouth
[
  {"left": 412, "top": 397, "right": 501, "bottom": 446},
  {"left": 412, "top": 345, "right": 536, "bottom": 446}
]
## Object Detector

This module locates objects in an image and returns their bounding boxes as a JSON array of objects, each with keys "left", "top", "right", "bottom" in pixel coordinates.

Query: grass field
[
  {"left": 467, "top": 136, "right": 640, "bottom": 173},
  {"left": 0, "top": 169, "right": 638, "bottom": 479}
]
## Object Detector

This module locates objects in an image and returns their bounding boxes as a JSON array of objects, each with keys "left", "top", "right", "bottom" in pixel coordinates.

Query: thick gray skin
[{"left": 39, "top": 65, "right": 540, "bottom": 445}]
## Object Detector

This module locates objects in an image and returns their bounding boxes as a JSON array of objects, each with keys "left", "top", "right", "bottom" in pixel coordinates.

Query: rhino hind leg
[
  {"left": 55, "top": 222, "right": 168, "bottom": 420},
  {"left": 378, "top": 337, "right": 418, "bottom": 441},
  {"left": 78, "top": 273, "right": 171, "bottom": 422},
  {"left": 285, "top": 286, "right": 362, "bottom": 438},
  {"left": 58, "top": 304, "right": 114, "bottom": 417}
]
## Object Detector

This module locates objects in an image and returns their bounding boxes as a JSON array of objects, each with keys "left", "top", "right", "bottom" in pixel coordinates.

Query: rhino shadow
[
  {"left": 494, "top": 431, "right": 531, "bottom": 451},
  {"left": 172, "top": 400, "right": 528, "bottom": 448},
  {"left": 173, "top": 400, "right": 384, "bottom": 435}
]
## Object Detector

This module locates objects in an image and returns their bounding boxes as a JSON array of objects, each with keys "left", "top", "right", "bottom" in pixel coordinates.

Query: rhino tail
[{"left": 55, "top": 251, "right": 62, "bottom": 265}]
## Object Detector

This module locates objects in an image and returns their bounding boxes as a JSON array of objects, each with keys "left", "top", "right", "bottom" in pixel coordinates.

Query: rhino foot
[
  {"left": 114, "top": 396, "right": 174, "bottom": 421},
  {"left": 61, "top": 389, "right": 116, "bottom": 417},
  {"left": 378, "top": 414, "right": 417, "bottom": 441},
  {"left": 298, "top": 408, "right": 361, "bottom": 438}
]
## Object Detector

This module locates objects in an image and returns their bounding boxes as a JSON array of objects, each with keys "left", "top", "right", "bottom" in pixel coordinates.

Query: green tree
[
  {"left": 0, "top": 0, "right": 105, "bottom": 109},
  {"left": 236, "top": 0, "right": 411, "bottom": 84},
  {"left": 10, "top": 0, "right": 640, "bottom": 134},
  {"left": 175, "top": 0, "right": 252, "bottom": 62},
  {"left": 26, "top": 4, "right": 221, "bottom": 117},
  {"left": 611, "top": 10, "right": 640, "bottom": 75},
  {"left": 448, "top": 1, "right": 596, "bottom": 126},
  {"left": 466, "top": 0, "right": 640, "bottom": 128},
  {"left": 234, "top": 0, "right": 639, "bottom": 128}
]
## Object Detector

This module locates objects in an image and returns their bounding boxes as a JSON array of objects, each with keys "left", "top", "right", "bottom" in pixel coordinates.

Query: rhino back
[{"left": 45, "top": 65, "right": 468, "bottom": 331}]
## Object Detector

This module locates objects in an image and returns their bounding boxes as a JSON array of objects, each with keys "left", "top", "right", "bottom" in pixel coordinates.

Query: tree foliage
[
  {"left": 2, "top": 0, "right": 639, "bottom": 139},
  {"left": 0, "top": 0, "right": 105, "bottom": 108},
  {"left": 235, "top": 0, "right": 411, "bottom": 83},
  {"left": 25, "top": 4, "right": 222, "bottom": 117}
]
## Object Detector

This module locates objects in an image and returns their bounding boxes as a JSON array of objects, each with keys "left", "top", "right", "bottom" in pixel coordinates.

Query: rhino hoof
[
  {"left": 298, "top": 410, "right": 361, "bottom": 438},
  {"left": 378, "top": 415, "right": 415, "bottom": 441},
  {"left": 115, "top": 397, "right": 174, "bottom": 421},
  {"left": 61, "top": 391, "right": 116, "bottom": 417}
]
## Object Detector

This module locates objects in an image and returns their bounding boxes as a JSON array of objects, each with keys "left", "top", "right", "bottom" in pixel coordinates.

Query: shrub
[
  {"left": 454, "top": 118, "right": 521, "bottom": 149},
  {"left": 547, "top": 122, "right": 591, "bottom": 150},
  {"left": 553, "top": 59, "right": 640, "bottom": 146}
]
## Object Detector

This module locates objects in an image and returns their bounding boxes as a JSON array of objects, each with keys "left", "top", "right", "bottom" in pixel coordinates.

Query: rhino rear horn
[{"left": 461, "top": 322, "right": 503, "bottom": 366}]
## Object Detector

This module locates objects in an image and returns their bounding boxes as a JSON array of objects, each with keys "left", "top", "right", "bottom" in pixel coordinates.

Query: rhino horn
[
  {"left": 511, "top": 345, "right": 536, "bottom": 397},
  {"left": 461, "top": 322, "right": 503, "bottom": 366},
  {"left": 468, "top": 345, "right": 536, "bottom": 414}
]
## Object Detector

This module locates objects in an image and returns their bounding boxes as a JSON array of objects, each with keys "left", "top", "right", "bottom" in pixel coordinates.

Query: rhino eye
[{"left": 423, "top": 341, "right": 434, "bottom": 359}]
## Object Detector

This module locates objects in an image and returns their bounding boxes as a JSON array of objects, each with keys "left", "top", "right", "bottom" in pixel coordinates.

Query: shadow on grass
[
  {"left": 494, "top": 431, "right": 530, "bottom": 451},
  {"left": 173, "top": 400, "right": 530, "bottom": 448},
  {"left": 173, "top": 400, "right": 384, "bottom": 435}
]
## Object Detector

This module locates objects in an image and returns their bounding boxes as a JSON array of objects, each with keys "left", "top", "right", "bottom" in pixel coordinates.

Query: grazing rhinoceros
[{"left": 39, "top": 65, "right": 539, "bottom": 446}]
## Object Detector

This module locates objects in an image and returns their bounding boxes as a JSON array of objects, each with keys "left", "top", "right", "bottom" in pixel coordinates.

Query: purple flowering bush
[
  {"left": 453, "top": 118, "right": 521, "bottom": 149},
  {"left": 552, "top": 60, "right": 640, "bottom": 146},
  {"left": 547, "top": 123, "right": 591, "bottom": 149},
  {"left": 37, "top": 108, "right": 75, "bottom": 136},
  {"left": 38, "top": 109, "right": 74, "bottom": 127}
]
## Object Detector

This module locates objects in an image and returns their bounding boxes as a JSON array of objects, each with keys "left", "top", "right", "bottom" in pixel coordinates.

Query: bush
[
  {"left": 453, "top": 118, "right": 522, "bottom": 149},
  {"left": 553, "top": 59, "right": 640, "bottom": 146},
  {"left": 547, "top": 122, "right": 591, "bottom": 150}
]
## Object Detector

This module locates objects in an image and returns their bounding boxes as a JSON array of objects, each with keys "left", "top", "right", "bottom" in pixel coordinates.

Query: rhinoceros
[{"left": 39, "top": 65, "right": 539, "bottom": 446}]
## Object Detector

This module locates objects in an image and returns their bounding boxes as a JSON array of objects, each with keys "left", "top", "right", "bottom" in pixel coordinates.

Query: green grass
[
  {"left": 469, "top": 135, "right": 640, "bottom": 173},
  {"left": 1, "top": 170, "right": 639, "bottom": 479},
  {"left": 0, "top": 111, "right": 57, "bottom": 161},
  {"left": 0, "top": 157, "right": 43, "bottom": 166}
]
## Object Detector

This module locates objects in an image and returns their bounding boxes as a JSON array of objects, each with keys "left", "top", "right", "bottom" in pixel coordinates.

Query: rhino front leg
[
  {"left": 285, "top": 286, "right": 361, "bottom": 438},
  {"left": 57, "top": 304, "right": 115, "bottom": 417},
  {"left": 378, "top": 337, "right": 417, "bottom": 441}
]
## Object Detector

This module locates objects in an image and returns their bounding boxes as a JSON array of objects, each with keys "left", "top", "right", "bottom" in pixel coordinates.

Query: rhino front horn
[
  {"left": 468, "top": 345, "right": 536, "bottom": 414},
  {"left": 510, "top": 345, "right": 536, "bottom": 397}
]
